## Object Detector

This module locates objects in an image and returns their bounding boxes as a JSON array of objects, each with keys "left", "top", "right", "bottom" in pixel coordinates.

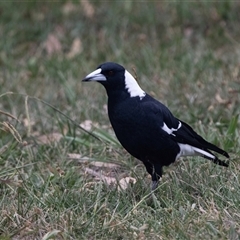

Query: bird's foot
[{"left": 151, "top": 180, "right": 159, "bottom": 191}]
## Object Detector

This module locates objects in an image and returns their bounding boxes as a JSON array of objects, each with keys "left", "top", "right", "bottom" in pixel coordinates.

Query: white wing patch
[
  {"left": 176, "top": 143, "right": 215, "bottom": 160},
  {"left": 162, "top": 121, "right": 182, "bottom": 136},
  {"left": 124, "top": 70, "right": 146, "bottom": 100}
]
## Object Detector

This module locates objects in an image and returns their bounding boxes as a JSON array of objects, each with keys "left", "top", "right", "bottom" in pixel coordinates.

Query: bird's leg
[
  {"left": 143, "top": 161, "right": 156, "bottom": 190},
  {"left": 151, "top": 180, "right": 159, "bottom": 190},
  {"left": 143, "top": 161, "right": 162, "bottom": 191},
  {"left": 151, "top": 164, "right": 162, "bottom": 191}
]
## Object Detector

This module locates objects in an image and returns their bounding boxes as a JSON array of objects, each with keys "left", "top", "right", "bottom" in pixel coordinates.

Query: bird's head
[{"left": 82, "top": 62, "right": 146, "bottom": 99}]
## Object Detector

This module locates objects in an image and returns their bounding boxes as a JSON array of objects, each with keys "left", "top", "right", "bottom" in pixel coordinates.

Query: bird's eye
[{"left": 108, "top": 70, "right": 114, "bottom": 76}]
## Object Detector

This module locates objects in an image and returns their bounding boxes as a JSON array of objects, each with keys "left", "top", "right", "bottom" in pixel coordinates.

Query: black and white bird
[{"left": 82, "top": 62, "right": 229, "bottom": 190}]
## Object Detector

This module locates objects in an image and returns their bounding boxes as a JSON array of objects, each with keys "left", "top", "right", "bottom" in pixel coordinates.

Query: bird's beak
[{"left": 82, "top": 68, "right": 107, "bottom": 82}]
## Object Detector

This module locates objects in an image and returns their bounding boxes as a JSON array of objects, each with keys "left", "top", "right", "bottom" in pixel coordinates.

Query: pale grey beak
[{"left": 82, "top": 68, "right": 107, "bottom": 82}]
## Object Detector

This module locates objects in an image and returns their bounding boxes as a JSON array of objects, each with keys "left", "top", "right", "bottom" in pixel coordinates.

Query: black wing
[
  {"left": 143, "top": 95, "right": 229, "bottom": 166},
  {"left": 174, "top": 119, "right": 229, "bottom": 158}
]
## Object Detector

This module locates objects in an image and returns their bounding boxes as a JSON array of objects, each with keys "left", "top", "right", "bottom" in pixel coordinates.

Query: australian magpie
[{"left": 82, "top": 62, "right": 229, "bottom": 190}]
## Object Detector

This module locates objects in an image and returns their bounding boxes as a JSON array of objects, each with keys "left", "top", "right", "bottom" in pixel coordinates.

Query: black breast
[{"left": 107, "top": 95, "right": 180, "bottom": 166}]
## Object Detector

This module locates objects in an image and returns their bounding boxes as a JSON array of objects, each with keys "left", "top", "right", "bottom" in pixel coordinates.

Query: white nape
[
  {"left": 176, "top": 143, "right": 215, "bottom": 160},
  {"left": 124, "top": 70, "right": 146, "bottom": 99},
  {"left": 162, "top": 121, "right": 182, "bottom": 136}
]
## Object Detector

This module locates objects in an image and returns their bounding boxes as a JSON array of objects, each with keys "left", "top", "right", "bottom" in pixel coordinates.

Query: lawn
[{"left": 0, "top": 1, "right": 239, "bottom": 239}]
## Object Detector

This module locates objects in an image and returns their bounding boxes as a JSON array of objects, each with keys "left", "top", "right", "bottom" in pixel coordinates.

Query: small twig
[
  {"left": 0, "top": 110, "right": 20, "bottom": 122},
  {"left": 0, "top": 143, "right": 9, "bottom": 154},
  {"left": 0, "top": 91, "right": 13, "bottom": 98},
  {"left": 1, "top": 121, "right": 22, "bottom": 143},
  {"left": 25, "top": 95, "right": 31, "bottom": 137}
]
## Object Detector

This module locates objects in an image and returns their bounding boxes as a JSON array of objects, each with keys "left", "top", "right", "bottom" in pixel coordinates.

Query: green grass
[{"left": 0, "top": 1, "right": 240, "bottom": 239}]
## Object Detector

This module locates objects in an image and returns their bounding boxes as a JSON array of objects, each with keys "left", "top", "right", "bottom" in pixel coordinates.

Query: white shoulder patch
[
  {"left": 162, "top": 121, "right": 182, "bottom": 136},
  {"left": 124, "top": 70, "right": 146, "bottom": 100}
]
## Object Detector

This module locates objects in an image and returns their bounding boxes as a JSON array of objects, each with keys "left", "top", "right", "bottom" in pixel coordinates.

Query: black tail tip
[
  {"left": 222, "top": 151, "right": 230, "bottom": 159},
  {"left": 213, "top": 158, "right": 229, "bottom": 167}
]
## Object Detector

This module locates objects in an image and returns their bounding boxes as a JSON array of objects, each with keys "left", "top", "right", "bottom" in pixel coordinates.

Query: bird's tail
[
  {"left": 196, "top": 148, "right": 229, "bottom": 167},
  {"left": 191, "top": 146, "right": 229, "bottom": 167},
  {"left": 177, "top": 120, "right": 230, "bottom": 167},
  {"left": 212, "top": 156, "right": 229, "bottom": 167}
]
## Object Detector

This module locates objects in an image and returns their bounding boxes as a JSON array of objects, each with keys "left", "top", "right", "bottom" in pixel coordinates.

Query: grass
[{"left": 0, "top": 1, "right": 240, "bottom": 239}]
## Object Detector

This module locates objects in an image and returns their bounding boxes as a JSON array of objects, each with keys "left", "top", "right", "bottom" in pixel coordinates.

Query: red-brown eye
[{"left": 108, "top": 70, "right": 114, "bottom": 76}]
